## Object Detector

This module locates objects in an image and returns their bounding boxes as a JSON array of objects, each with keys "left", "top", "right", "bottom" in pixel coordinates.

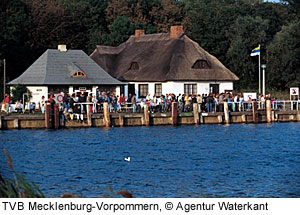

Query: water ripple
[{"left": 0, "top": 123, "right": 300, "bottom": 197}]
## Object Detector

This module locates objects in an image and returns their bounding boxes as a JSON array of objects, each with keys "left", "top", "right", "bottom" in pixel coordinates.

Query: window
[
  {"left": 128, "top": 62, "right": 139, "bottom": 70},
  {"left": 138, "top": 84, "right": 148, "bottom": 98},
  {"left": 192, "top": 60, "right": 211, "bottom": 69},
  {"left": 72, "top": 70, "right": 87, "bottom": 77},
  {"left": 155, "top": 84, "right": 162, "bottom": 97},
  {"left": 184, "top": 84, "right": 197, "bottom": 95}
]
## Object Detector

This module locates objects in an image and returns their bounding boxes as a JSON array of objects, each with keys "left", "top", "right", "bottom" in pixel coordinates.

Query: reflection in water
[{"left": 1, "top": 123, "right": 300, "bottom": 197}]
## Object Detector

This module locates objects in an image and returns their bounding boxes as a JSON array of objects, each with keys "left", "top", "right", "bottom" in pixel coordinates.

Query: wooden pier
[{"left": 0, "top": 105, "right": 300, "bottom": 130}]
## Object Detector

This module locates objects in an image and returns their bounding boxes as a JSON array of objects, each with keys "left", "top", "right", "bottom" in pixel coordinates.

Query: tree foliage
[
  {"left": 0, "top": 0, "right": 298, "bottom": 92},
  {"left": 10, "top": 85, "right": 31, "bottom": 103},
  {"left": 267, "top": 21, "right": 300, "bottom": 90}
]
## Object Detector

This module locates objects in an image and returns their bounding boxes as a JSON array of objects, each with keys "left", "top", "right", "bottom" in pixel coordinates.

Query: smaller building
[{"left": 8, "top": 45, "right": 124, "bottom": 105}]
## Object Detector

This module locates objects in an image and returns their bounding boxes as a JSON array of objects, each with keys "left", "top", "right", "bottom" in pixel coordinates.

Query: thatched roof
[
  {"left": 90, "top": 32, "right": 239, "bottom": 82},
  {"left": 8, "top": 49, "right": 124, "bottom": 86}
]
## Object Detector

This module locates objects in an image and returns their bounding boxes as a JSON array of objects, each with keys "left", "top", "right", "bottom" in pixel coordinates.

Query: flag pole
[{"left": 258, "top": 44, "right": 261, "bottom": 94}]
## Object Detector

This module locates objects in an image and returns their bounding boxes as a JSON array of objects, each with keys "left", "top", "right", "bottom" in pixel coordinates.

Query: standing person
[
  {"left": 131, "top": 94, "right": 137, "bottom": 113},
  {"left": 48, "top": 93, "right": 56, "bottom": 115},
  {"left": 119, "top": 93, "right": 126, "bottom": 111},
  {"left": 79, "top": 93, "right": 86, "bottom": 113},
  {"left": 127, "top": 94, "right": 132, "bottom": 103},
  {"left": 218, "top": 93, "right": 224, "bottom": 112},
  {"left": 4, "top": 93, "right": 10, "bottom": 114},
  {"left": 69, "top": 94, "right": 75, "bottom": 111},
  {"left": 40, "top": 96, "right": 45, "bottom": 114},
  {"left": 62, "top": 93, "right": 69, "bottom": 111},
  {"left": 112, "top": 94, "right": 118, "bottom": 112}
]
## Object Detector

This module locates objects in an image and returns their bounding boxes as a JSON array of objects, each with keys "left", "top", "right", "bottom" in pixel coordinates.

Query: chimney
[
  {"left": 58, "top": 45, "right": 67, "bottom": 52},
  {"left": 170, "top": 26, "right": 184, "bottom": 39},
  {"left": 135, "top": 30, "right": 145, "bottom": 38}
]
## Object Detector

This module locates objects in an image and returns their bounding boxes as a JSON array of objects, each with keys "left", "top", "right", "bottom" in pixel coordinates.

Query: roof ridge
[{"left": 43, "top": 50, "right": 50, "bottom": 85}]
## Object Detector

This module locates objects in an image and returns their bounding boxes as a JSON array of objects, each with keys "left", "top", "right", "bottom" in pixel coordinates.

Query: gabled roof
[
  {"left": 8, "top": 49, "right": 123, "bottom": 85},
  {"left": 90, "top": 33, "right": 239, "bottom": 82}
]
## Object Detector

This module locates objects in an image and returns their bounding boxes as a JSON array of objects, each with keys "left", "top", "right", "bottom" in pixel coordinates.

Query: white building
[{"left": 90, "top": 26, "right": 238, "bottom": 99}]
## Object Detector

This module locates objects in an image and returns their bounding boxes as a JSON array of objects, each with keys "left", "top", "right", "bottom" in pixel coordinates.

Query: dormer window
[
  {"left": 128, "top": 62, "right": 139, "bottom": 70},
  {"left": 192, "top": 60, "right": 211, "bottom": 69},
  {"left": 72, "top": 70, "right": 87, "bottom": 77}
]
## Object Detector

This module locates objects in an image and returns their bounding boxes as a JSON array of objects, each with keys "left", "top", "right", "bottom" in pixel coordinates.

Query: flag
[{"left": 250, "top": 45, "right": 260, "bottom": 56}]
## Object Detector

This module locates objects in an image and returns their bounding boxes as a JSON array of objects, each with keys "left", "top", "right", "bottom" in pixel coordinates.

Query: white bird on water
[{"left": 124, "top": 157, "right": 131, "bottom": 162}]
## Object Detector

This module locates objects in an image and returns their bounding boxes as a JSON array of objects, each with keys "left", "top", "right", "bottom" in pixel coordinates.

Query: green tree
[
  {"left": 183, "top": 0, "right": 238, "bottom": 64},
  {"left": 267, "top": 21, "right": 300, "bottom": 90},
  {"left": 0, "top": 0, "right": 29, "bottom": 98},
  {"left": 226, "top": 16, "right": 269, "bottom": 89},
  {"left": 283, "top": 0, "right": 300, "bottom": 17},
  {"left": 10, "top": 85, "right": 31, "bottom": 103}
]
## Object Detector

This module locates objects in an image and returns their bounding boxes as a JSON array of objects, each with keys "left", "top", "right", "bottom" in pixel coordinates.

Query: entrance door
[
  {"left": 210, "top": 84, "right": 219, "bottom": 94},
  {"left": 128, "top": 84, "right": 135, "bottom": 96}
]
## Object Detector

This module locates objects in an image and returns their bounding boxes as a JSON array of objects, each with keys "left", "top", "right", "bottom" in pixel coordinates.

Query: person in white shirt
[{"left": 40, "top": 96, "right": 45, "bottom": 114}]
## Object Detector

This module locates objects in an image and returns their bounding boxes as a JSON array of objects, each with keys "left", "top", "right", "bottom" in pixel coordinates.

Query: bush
[{"left": 10, "top": 85, "right": 31, "bottom": 103}]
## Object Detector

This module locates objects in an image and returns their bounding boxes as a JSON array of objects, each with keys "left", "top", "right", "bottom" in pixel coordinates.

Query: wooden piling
[
  {"left": 45, "top": 103, "right": 51, "bottom": 129},
  {"left": 103, "top": 102, "right": 110, "bottom": 127},
  {"left": 54, "top": 104, "right": 59, "bottom": 129},
  {"left": 143, "top": 105, "right": 150, "bottom": 126},
  {"left": 13, "top": 119, "right": 19, "bottom": 129},
  {"left": 119, "top": 115, "right": 124, "bottom": 127},
  {"left": 200, "top": 113, "right": 204, "bottom": 124},
  {"left": 217, "top": 115, "right": 223, "bottom": 124},
  {"left": 271, "top": 110, "right": 275, "bottom": 122},
  {"left": 241, "top": 114, "right": 246, "bottom": 123},
  {"left": 297, "top": 111, "right": 300, "bottom": 122},
  {"left": 223, "top": 101, "right": 230, "bottom": 124},
  {"left": 87, "top": 104, "right": 92, "bottom": 126},
  {"left": 193, "top": 103, "right": 199, "bottom": 124},
  {"left": 266, "top": 100, "right": 272, "bottom": 123},
  {"left": 252, "top": 101, "right": 258, "bottom": 123},
  {"left": 172, "top": 102, "right": 178, "bottom": 126}
]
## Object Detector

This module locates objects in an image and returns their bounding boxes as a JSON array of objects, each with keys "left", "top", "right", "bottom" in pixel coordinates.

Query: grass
[{"left": 0, "top": 147, "right": 44, "bottom": 198}]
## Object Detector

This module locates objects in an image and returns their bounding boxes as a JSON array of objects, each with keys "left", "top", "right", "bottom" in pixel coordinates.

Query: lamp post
[
  {"left": 3, "top": 59, "right": 6, "bottom": 98},
  {"left": 261, "top": 64, "right": 266, "bottom": 96}
]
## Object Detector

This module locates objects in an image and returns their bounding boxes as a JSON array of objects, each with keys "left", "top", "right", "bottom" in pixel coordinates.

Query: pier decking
[{"left": 1, "top": 108, "right": 299, "bottom": 130}]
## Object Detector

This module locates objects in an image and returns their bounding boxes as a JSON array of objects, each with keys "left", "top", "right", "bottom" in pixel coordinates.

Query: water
[{"left": 0, "top": 123, "right": 300, "bottom": 197}]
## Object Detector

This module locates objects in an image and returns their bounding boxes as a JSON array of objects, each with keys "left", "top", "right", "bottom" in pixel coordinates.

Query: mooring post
[
  {"left": 54, "top": 104, "right": 59, "bottom": 129},
  {"left": 297, "top": 111, "right": 300, "bottom": 122},
  {"left": 143, "top": 105, "right": 150, "bottom": 126},
  {"left": 252, "top": 101, "right": 258, "bottom": 123},
  {"left": 119, "top": 114, "right": 124, "bottom": 127},
  {"left": 0, "top": 113, "right": 2, "bottom": 129},
  {"left": 87, "top": 104, "right": 92, "bottom": 126},
  {"left": 224, "top": 101, "right": 230, "bottom": 124},
  {"left": 266, "top": 100, "right": 272, "bottom": 123},
  {"left": 103, "top": 102, "right": 110, "bottom": 127},
  {"left": 172, "top": 102, "right": 178, "bottom": 126},
  {"left": 13, "top": 119, "right": 19, "bottom": 129},
  {"left": 45, "top": 103, "right": 51, "bottom": 129},
  {"left": 193, "top": 103, "right": 199, "bottom": 124},
  {"left": 241, "top": 114, "right": 246, "bottom": 123},
  {"left": 217, "top": 115, "right": 223, "bottom": 124}
]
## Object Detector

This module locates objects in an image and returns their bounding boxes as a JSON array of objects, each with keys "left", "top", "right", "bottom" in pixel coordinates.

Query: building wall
[
  {"left": 220, "top": 82, "right": 233, "bottom": 93},
  {"left": 128, "top": 81, "right": 234, "bottom": 99},
  {"left": 27, "top": 86, "right": 48, "bottom": 108}
]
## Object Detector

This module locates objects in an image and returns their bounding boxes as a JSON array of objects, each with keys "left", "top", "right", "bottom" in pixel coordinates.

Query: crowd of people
[
  {"left": 1, "top": 90, "right": 295, "bottom": 117},
  {"left": 45, "top": 91, "right": 281, "bottom": 121}
]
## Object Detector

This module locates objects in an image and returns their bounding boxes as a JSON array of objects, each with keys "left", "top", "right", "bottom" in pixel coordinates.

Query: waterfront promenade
[{"left": 0, "top": 100, "right": 299, "bottom": 130}]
